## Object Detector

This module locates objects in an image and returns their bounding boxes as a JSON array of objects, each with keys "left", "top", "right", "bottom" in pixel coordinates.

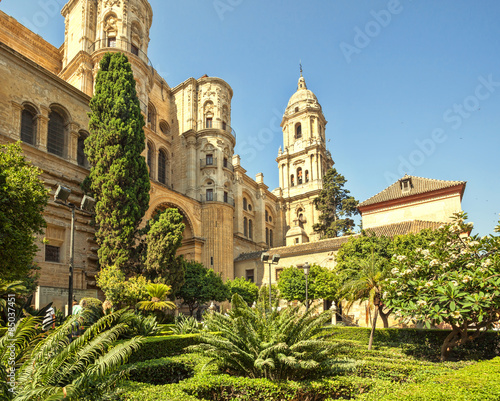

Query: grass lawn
[{"left": 114, "top": 336, "right": 500, "bottom": 400}]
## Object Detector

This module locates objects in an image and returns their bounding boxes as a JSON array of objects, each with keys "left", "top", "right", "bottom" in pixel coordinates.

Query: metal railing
[
  {"left": 222, "top": 160, "right": 234, "bottom": 172},
  {"left": 196, "top": 120, "right": 236, "bottom": 138},
  {"left": 200, "top": 157, "right": 217, "bottom": 168},
  {"left": 200, "top": 193, "right": 235, "bottom": 206},
  {"left": 88, "top": 38, "right": 154, "bottom": 71}
]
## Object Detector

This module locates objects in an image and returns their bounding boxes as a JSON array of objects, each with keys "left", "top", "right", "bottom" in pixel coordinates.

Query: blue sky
[{"left": 1, "top": 0, "right": 499, "bottom": 235}]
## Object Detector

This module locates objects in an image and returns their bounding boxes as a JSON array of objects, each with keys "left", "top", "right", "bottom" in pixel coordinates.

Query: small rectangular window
[
  {"left": 246, "top": 269, "right": 254, "bottom": 283},
  {"left": 206, "top": 154, "right": 213, "bottom": 166},
  {"left": 206, "top": 189, "right": 214, "bottom": 201},
  {"left": 108, "top": 37, "right": 116, "bottom": 47},
  {"left": 223, "top": 158, "right": 228, "bottom": 168},
  {"left": 131, "top": 44, "right": 139, "bottom": 56},
  {"left": 211, "top": 256, "right": 214, "bottom": 266},
  {"left": 45, "top": 245, "right": 60, "bottom": 263},
  {"left": 222, "top": 121, "right": 227, "bottom": 131},
  {"left": 224, "top": 191, "right": 228, "bottom": 203},
  {"left": 206, "top": 118, "right": 213, "bottom": 128}
]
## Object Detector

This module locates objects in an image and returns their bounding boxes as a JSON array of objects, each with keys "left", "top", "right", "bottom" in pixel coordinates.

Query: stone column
[
  {"left": 68, "top": 123, "right": 80, "bottom": 165},
  {"left": 185, "top": 136, "right": 197, "bottom": 198},
  {"left": 38, "top": 106, "right": 50, "bottom": 152},
  {"left": 10, "top": 102, "right": 23, "bottom": 140}
]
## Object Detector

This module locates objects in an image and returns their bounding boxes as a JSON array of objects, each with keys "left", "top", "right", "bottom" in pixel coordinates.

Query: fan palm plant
[
  {"left": 341, "top": 251, "right": 386, "bottom": 350},
  {"left": 0, "top": 309, "right": 144, "bottom": 400},
  {"left": 136, "top": 283, "right": 176, "bottom": 312},
  {"left": 189, "top": 293, "right": 348, "bottom": 381}
]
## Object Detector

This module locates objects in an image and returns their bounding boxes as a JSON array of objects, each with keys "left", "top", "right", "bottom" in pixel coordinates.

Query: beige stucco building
[{"left": 0, "top": 0, "right": 465, "bottom": 318}]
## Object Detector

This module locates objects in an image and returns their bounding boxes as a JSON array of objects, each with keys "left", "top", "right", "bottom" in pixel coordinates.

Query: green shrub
[
  {"left": 128, "top": 357, "right": 194, "bottom": 385},
  {"left": 325, "top": 326, "right": 500, "bottom": 360},
  {"left": 357, "top": 357, "right": 500, "bottom": 401},
  {"left": 81, "top": 296, "right": 103, "bottom": 308},
  {"left": 129, "top": 333, "right": 200, "bottom": 363},
  {"left": 172, "top": 315, "right": 201, "bottom": 334}
]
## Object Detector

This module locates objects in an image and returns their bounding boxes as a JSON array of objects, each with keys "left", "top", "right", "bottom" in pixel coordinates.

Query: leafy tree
[
  {"left": 336, "top": 233, "right": 394, "bottom": 328},
  {"left": 313, "top": 168, "right": 358, "bottom": 238},
  {"left": 177, "top": 261, "right": 229, "bottom": 316},
  {"left": 385, "top": 212, "right": 500, "bottom": 361},
  {"left": 226, "top": 277, "right": 259, "bottom": 306},
  {"left": 277, "top": 264, "right": 340, "bottom": 307},
  {"left": 257, "top": 283, "right": 279, "bottom": 307},
  {"left": 142, "top": 208, "right": 186, "bottom": 295},
  {"left": 0, "top": 142, "right": 48, "bottom": 281},
  {"left": 341, "top": 252, "right": 387, "bottom": 350},
  {"left": 189, "top": 294, "right": 348, "bottom": 381},
  {"left": 0, "top": 310, "right": 143, "bottom": 400},
  {"left": 96, "top": 265, "right": 150, "bottom": 309},
  {"left": 136, "top": 283, "right": 176, "bottom": 312},
  {"left": 85, "top": 52, "right": 150, "bottom": 270}
]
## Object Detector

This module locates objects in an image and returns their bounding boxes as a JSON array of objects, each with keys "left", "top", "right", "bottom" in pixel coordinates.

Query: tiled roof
[
  {"left": 234, "top": 220, "right": 445, "bottom": 262},
  {"left": 234, "top": 250, "right": 265, "bottom": 262},
  {"left": 234, "top": 236, "right": 353, "bottom": 262},
  {"left": 364, "top": 220, "right": 443, "bottom": 237},
  {"left": 358, "top": 175, "right": 466, "bottom": 208}
]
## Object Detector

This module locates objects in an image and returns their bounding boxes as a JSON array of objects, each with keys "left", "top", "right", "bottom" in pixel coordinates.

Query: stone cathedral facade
[{"left": 0, "top": 0, "right": 465, "bottom": 313}]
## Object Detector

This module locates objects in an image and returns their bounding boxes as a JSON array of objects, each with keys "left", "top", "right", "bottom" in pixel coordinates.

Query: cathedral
[{"left": 0, "top": 0, "right": 466, "bottom": 315}]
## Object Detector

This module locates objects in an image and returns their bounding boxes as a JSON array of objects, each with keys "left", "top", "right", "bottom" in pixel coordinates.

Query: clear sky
[{"left": 1, "top": 0, "right": 499, "bottom": 235}]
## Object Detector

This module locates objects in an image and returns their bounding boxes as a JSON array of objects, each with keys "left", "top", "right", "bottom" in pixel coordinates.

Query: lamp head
[
  {"left": 54, "top": 185, "right": 71, "bottom": 203},
  {"left": 261, "top": 253, "right": 270, "bottom": 262},
  {"left": 272, "top": 254, "right": 280, "bottom": 264},
  {"left": 80, "top": 195, "right": 96, "bottom": 213},
  {"left": 303, "top": 262, "right": 310, "bottom": 276}
]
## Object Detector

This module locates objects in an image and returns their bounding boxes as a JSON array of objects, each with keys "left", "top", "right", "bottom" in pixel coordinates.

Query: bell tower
[
  {"left": 60, "top": 0, "right": 153, "bottom": 101},
  {"left": 276, "top": 72, "right": 334, "bottom": 244}
]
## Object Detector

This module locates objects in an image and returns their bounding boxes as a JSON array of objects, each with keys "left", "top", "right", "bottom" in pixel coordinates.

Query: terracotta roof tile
[
  {"left": 359, "top": 175, "right": 466, "bottom": 208},
  {"left": 364, "top": 220, "right": 443, "bottom": 237}
]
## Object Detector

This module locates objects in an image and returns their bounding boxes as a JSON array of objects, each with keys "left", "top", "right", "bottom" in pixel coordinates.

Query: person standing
[{"left": 42, "top": 304, "right": 55, "bottom": 331}]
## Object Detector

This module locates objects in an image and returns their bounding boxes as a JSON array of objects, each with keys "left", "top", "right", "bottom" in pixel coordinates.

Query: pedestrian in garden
[{"left": 42, "top": 303, "right": 55, "bottom": 331}]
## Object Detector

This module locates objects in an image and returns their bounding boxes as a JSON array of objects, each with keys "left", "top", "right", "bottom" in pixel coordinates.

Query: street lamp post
[
  {"left": 303, "top": 262, "right": 310, "bottom": 312},
  {"left": 54, "top": 185, "right": 95, "bottom": 316},
  {"left": 261, "top": 253, "right": 280, "bottom": 309}
]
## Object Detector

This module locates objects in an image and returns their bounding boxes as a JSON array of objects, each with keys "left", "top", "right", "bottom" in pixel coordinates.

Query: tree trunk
[
  {"left": 378, "top": 305, "right": 391, "bottom": 328},
  {"left": 368, "top": 307, "right": 378, "bottom": 350},
  {"left": 440, "top": 328, "right": 461, "bottom": 361}
]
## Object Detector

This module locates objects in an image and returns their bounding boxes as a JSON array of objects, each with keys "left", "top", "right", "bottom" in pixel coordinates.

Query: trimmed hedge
[
  {"left": 357, "top": 357, "right": 500, "bottom": 401},
  {"left": 325, "top": 326, "right": 500, "bottom": 360},
  {"left": 118, "top": 374, "right": 374, "bottom": 401},
  {"left": 128, "top": 357, "right": 194, "bottom": 385},
  {"left": 128, "top": 334, "right": 200, "bottom": 363}
]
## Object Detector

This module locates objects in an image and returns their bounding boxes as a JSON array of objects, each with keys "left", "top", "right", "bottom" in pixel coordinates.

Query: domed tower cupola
[{"left": 298, "top": 74, "right": 307, "bottom": 90}]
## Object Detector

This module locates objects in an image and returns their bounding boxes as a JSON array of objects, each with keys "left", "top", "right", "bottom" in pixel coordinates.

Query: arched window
[
  {"left": 158, "top": 150, "right": 167, "bottom": 184},
  {"left": 47, "top": 109, "right": 66, "bottom": 157},
  {"left": 291, "top": 174, "right": 295, "bottom": 187},
  {"left": 297, "top": 167, "right": 303, "bottom": 185},
  {"left": 249, "top": 219, "right": 253, "bottom": 240},
  {"left": 20, "top": 105, "right": 37, "bottom": 145},
  {"left": 147, "top": 102, "right": 156, "bottom": 132},
  {"left": 77, "top": 131, "right": 89, "bottom": 167},
  {"left": 147, "top": 142, "right": 154, "bottom": 179},
  {"left": 243, "top": 197, "right": 248, "bottom": 211},
  {"left": 266, "top": 227, "right": 269, "bottom": 245},
  {"left": 295, "top": 123, "right": 302, "bottom": 139},
  {"left": 159, "top": 121, "right": 170, "bottom": 136},
  {"left": 243, "top": 217, "right": 248, "bottom": 237},
  {"left": 265, "top": 210, "right": 269, "bottom": 222},
  {"left": 270, "top": 230, "right": 273, "bottom": 247},
  {"left": 305, "top": 170, "right": 309, "bottom": 183}
]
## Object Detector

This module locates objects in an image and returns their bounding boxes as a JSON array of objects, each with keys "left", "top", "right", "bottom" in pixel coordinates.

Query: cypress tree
[
  {"left": 313, "top": 168, "right": 358, "bottom": 238},
  {"left": 85, "top": 52, "right": 150, "bottom": 270}
]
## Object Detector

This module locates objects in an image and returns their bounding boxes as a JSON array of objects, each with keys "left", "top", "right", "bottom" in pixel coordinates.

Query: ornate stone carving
[
  {"left": 104, "top": 15, "right": 117, "bottom": 33},
  {"left": 104, "top": 0, "right": 121, "bottom": 7}
]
